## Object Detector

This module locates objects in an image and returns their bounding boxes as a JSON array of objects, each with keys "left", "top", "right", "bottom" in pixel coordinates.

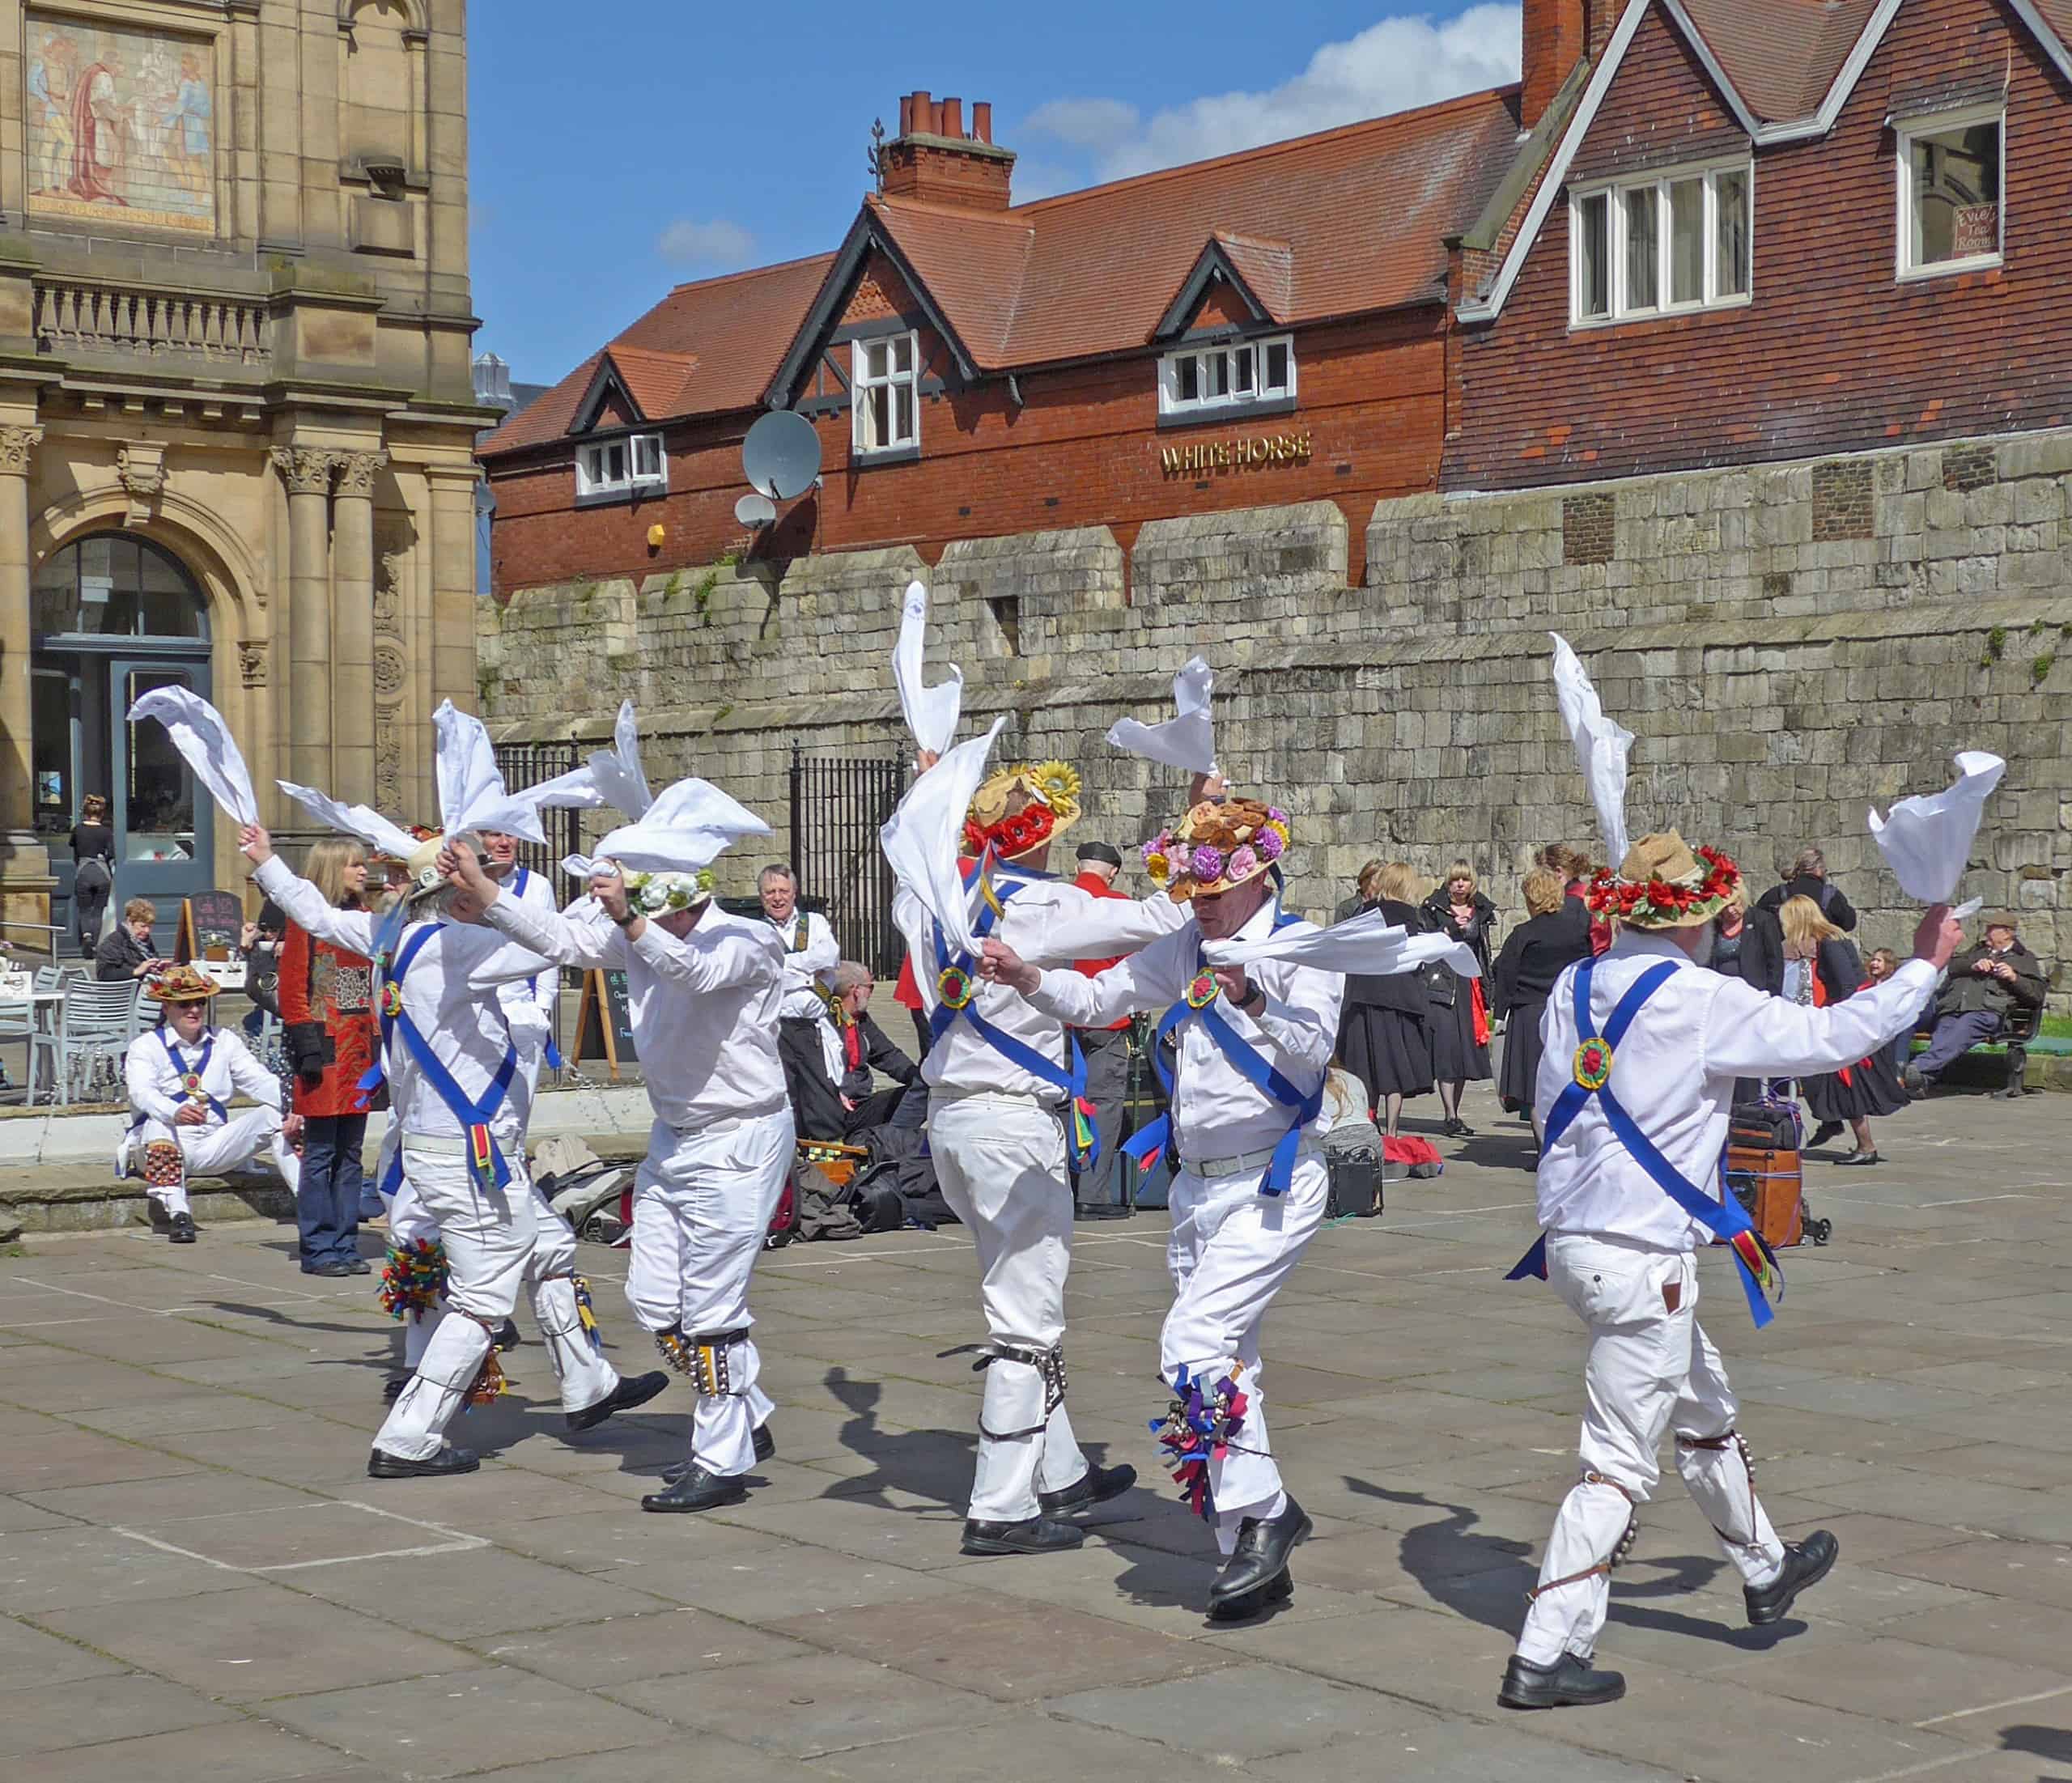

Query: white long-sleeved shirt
[
  {"left": 894, "top": 869, "right": 1187, "bottom": 1103},
  {"left": 1021, "top": 898, "right": 1341, "bottom": 1163},
  {"left": 125, "top": 1022, "right": 282, "bottom": 1128},
  {"left": 1535, "top": 930, "right": 1939, "bottom": 1250},
  {"left": 494, "top": 864, "right": 563, "bottom": 1042},
  {"left": 484, "top": 893, "right": 788, "bottom": 1133},
  {"left": 256, "top": 856, "right": 553, "bottom": 1146},
  {"left": 771, "top": 909, "right": 839, "bottom": 1021}
]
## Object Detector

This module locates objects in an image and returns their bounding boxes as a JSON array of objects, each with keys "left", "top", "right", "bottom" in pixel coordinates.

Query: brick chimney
[
  {"left": 1522, "top": 0, "right": 1590, "bottom": 129},
  {"left": 880, "top": 91, "right": 1016, "bottom": 210}
]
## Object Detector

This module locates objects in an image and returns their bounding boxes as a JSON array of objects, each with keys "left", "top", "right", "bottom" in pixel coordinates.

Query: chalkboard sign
[
  {"left": 179, "top": 889, "right": 247, "bottom": 963},
  {"left": 571, "top": 967, "right": 639, "bottom": 1077}
]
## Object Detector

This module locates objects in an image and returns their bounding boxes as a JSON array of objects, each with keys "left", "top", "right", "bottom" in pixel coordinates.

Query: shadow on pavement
[{"left": 2001, "top": 1722, "right": 2072, "bottom": 1781}]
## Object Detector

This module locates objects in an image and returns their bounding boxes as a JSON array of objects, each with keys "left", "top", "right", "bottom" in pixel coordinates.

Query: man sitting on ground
[
  {"left": 805, "top": 960, "right": 920, "bottom": 1141},
  {"left": 1906, "top": 915, "right": 2046, "bottom": 1096}
]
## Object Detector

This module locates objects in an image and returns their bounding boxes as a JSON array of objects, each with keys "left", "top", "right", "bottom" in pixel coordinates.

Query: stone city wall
[{"left": 482, "top": 427, "right": 2072, "bottom": 1007}]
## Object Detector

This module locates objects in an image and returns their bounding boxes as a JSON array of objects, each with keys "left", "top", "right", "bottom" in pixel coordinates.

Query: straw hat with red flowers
[{"left": 1586, "top": 832, "right": 1741, "bottom": 930}]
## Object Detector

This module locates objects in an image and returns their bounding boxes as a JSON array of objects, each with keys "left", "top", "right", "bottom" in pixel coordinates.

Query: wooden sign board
[
  {"left": 177, "top": 889, "right": 246, "bottom": 964},
  {"left": 571, "top": 967, "right": 639, "bottom": 1078}
]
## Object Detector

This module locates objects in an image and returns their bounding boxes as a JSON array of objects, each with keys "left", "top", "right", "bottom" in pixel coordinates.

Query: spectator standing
[
  {"left": 1907, "top": 916, "right": 2047, "bottom": 1096},
  {"left": 1491, "top": 867, "right": 1592, "bottom": 1133},
  {"left": 1780, "top": 896, "right": 1904, "bottom": 1165},
  {"left": 1866, "top": 949, "right": 1913, "bottom": 1073},
  {"left": 1539, "top": 842, "right": 1611, "bottom": 955},
  {"left": 1756, "top": 846, "right": 1858, "bottom": 932},
  {"left": 1336, "top": 859, "right": 1383, "bottom": 924},
  {"left": 1419, "top": 860, "right": 1496, "bottom": 1136},
  {"left": 1068, "top": 840, "right": 1135, "bottom": 1219},
  {"left": 70, "top": 793, "right": 116, "bottom": 955},
  {"left": 1338, "top": 862, "right": 1433, "bottom": 1136},
  {"left": 96, "top": 896, "right": 164, "bottom": 983},
  {"left": 760, "top": 863, "right": 840, "bottom": 1135},
  {"left": 278, "top": 838, "right": 376, "bottom": 1274}
]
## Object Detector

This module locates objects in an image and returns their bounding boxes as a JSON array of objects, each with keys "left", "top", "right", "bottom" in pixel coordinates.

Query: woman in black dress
[
  {"left": 1419, "top": 859, "right": 1497, "bottom": 1136},
  {"left": 1337, "top": 861, "right": 1433, "bottom": 1136},
  {"left": 1781, "top": 895, "right": 1904, "bottom": 1165},
  {"left": 1491, "top": 867, "right": 1593, "bottom": 1131}
]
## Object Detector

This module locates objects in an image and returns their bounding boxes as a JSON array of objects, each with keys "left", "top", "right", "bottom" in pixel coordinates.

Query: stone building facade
[
  {"left": 481, "top": 422, "right": 2072, "bottom": 1008},
  {"left": 2, "top": 0, "right": 486, "bottom": 945}
]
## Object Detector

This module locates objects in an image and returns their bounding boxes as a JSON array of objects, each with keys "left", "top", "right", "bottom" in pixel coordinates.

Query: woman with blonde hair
[
  {"left": 1336, "top": 860, "right": 1433, "bottom": 1136},
  {"left": 1420, "top": 858, "right": 1497, "bottom": 1136},
  {"left": 1490, "top": 866, "right": 1593, "bottom": 1137},
  {"left": 278, "top": 836, "right": 377, "bottom": 1274},
  {"left": 1781, "top": 894, "right": 1903, "bottom": 1165}
]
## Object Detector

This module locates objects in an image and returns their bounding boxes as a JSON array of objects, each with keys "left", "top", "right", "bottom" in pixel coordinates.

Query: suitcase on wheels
[
  {"left": 1326, "top": 1150, "right": 1382, "bottom": 1218},
  {"left": 1723, "top": 1144, "right": 1804, "bottom": 1249}
]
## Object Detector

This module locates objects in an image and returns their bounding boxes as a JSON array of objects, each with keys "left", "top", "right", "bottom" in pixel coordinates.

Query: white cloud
[
  {"left": 656, "top": 218, "right": 756, "bottom": 270},
  {"left": 1025, "top": 6, "right": 1521, "bottom": 184}
]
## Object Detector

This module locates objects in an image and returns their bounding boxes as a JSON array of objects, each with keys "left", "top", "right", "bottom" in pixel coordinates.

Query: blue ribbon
[
  {"left": 155, "top": 1029, "right": 227, "bottom": 1124},
  {"left": 1509, "top": 955, "right": 1780, "bottom": 1327}
]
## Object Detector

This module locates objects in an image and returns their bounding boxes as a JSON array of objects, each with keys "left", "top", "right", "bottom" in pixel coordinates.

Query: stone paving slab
[{"left": 3, "top": 1079, "right": 2072, "bottom": 1781}]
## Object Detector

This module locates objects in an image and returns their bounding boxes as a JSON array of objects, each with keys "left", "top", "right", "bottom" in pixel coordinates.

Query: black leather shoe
[
  {"left": 1038, "top": 1461, "right": 1136, "bottom": 1515},
  {"left": 1745, "top": 1530, "right": 1839, "bottom": 1625},
  {"left": 566, "top": 1369, "right": 669, "bottom": 1433},
  {"left": 1835, "top": 1148, "right": 1880, "bottom": 1167},
  {"left": 1902, "top": 1063, "right": 1931, "bottom": 1097},
  {"left": 1207, "top": 1496, "right": 1312, "bottom": 1618},
  {"left": 168, "top": 1212, "right": 197, "bottom": 1245},
  {"left": 307, "top": 1260, "right": 353, "bottom": 1278},
  {"left": 1441, "top": 1117, "right": 1475, "bottom": 1138},
  {"left": 346, "top": 1256, "right": 372, "bottom": 1275},
  {"left": 642, "top": 1465, "right": 748, "bottom": 1513},
  {"left": 367, "top": 1442, "right": 478, "bottom": 1479},
  {"left": 960, "top": 1516, "right": 1086, "bottom": 1556},
  {"left": 1074, "top": 1204, "right": 1135, "bottom": 1221},
  {"left": 381, "top": 1376, "right": 407, "bottom": 1403},
  {"left": 1807, "top": 1121, "right": 1844, "bottom": 1149},
  {"left": 1497, "top": 1652, "right": 1627, "bottom": 1709},
  {"left": 664, "top": 1422, "right": 773, "bottom": 1484},
  {"left": 495, "top": 1318, "right": 521, "bottom": 1351}
]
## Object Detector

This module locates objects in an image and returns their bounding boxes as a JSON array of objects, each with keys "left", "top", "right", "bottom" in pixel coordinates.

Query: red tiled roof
[
  {"left": 481, "top": 253, "right": 836, "bottom": 457},
  {"left": 1677, "top": 0, "right": 1880, "bottom": 124},
  {"left": 1214, "top": 232, "right": 1295, "bottom": 321}
]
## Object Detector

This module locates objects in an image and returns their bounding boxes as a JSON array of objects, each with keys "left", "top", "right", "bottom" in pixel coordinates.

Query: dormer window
[
  {"left": 853, "top": 330, "right": 920, "bottom": 457},
  {"left": 1159, "top": 333, "right": 1295, "bottom": 419},
  {"left": 1898, "top": 107, "right": 2002, "bottom": 278},
  {"left": 576, "top": 431, "right": 666, "bottom": 499},
  {"left": 1570, "top": 161, "right": 1751, "bottom": 326}
]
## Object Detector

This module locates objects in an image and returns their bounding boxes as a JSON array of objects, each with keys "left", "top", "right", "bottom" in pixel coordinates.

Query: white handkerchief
[
  {"left": 1106, "top": 655, "right": 1217, "bottom": 776},
  {"left": 592, "top": 700, "right": 655, "bottom": 819},
  {"left": 892, "top": 581, "right": 963, "bottom": 755},
  {"left": 1204, "top": 907, "right": 1480, "bottom": 979},
  {"left": 880, "top": 717, "right": 1008, "bottom": 963},
  {"left": 127, "top": 687, "right": 258, "bottom": 826},
  {"left": 1549, "top": 633, "right": 1633, "bottom": 867},
  {"left": 562, "top": 854, "right": 597, "bottom": 881},
  {"left": 432, "top": 700, "right": 547, "bottom": 844},
  {"left": 277, "top": 780, "right": 419, "bottom": 863},
  {"left": 592, "top": 777, "right": 771, "bottom": 876},
  {"left": 1869, "top": 750, "right": 2006, "bottom": 903}
]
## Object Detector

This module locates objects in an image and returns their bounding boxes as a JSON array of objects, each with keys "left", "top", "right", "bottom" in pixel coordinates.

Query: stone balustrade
[{"left": 33, "top": 278, "right": 272, "bottom": 369}]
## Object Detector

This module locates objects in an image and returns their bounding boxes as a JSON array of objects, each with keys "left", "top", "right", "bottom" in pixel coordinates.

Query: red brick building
[
  {"left": 1447, "top": 0, "right": 2072, "bottom": 488},
  {"left": 478, "top": 84, "right": 1531, "bottom": 593}
]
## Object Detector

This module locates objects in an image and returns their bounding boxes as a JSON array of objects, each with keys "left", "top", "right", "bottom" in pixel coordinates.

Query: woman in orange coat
[{"left": 278, "top": 838, "right": 376, "bottom": 1276}]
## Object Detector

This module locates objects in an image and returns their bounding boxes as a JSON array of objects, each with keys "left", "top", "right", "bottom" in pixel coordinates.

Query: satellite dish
[
  {"left": 735, "top": 492, "right": 778, "bottom": 528},
  {"left": 742, "top": 409, "right": 822, "bottom": 500}
]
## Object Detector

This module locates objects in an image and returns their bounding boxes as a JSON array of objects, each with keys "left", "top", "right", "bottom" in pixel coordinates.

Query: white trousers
[
  {"left": 928, "top": 1092, "right": 1089, "bottom": 1522},
  {"left": 374, "top": 1140, "right": 618, "bottom": 1460},
  {"left": 624, "top": 1105, "right": 792, "bottom": 1477},
  {"left": 1164, "top": 1153, "right": 1327, "bottom": 1549},
  {"left": 1516, "top": 1233, "right": 1786, "bottom": 1666},
  {"left": 130, "top": 1109, "right": 301, "bottom": 1216}
]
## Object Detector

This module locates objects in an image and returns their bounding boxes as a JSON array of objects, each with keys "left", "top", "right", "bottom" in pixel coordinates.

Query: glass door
[{"left": 111, "top": 657, "right": 214, "bottom": 921}]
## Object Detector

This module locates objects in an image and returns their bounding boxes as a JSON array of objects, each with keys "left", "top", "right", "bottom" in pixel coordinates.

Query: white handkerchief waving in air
[
  {"left": 523, "top": 701, "right": 654, "bottom": 821},
  {"left": 1869, "top": 750, "right": 2006, "bottom": 906},
  {"left": 1106, "top": 655, "right": 1217, "bottom": 776},
  {"left": 893, "top": 580, "right": 963, "bottom": 755},
  {"left": 1203, "top": 906, "right": 1480, "bottom": 979},
  {"left": 125, "top": 687, "right": 258, "bottom": 826},
  {"left": 1549, "top": 633, "right": 1634, "bottom": 868},
  {"left": 880, "top": 716, "right": 1008, "bottom": 965},
  {"left": 432, "top": 700, "right": 548, "bottom": 843},
  {"left": 591, "top": 776, "right": 771, "bottom": 876}
]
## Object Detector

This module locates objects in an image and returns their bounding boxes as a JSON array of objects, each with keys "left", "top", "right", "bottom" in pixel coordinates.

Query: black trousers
[
  {"left": 779, "top": 1017, "right": 846, "bottom": 1144},
  {"left": 1070, "top": 1026, "right": 1132, "bottom": 1209}
]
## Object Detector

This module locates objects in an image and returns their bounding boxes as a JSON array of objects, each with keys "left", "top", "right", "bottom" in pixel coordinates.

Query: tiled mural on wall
[{"left": 27, "top": 15, "right": 214, "bottom": 235}]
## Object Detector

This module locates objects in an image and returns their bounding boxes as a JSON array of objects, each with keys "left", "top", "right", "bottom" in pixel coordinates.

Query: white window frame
[
  {"left": 1157, "top": 332, "right": 1297, "bottom": 418},
  {"left": 1569, "top": 158, "right": 1755, "bottom": 328},
  {"left": 1895, "top": 103, "right": 2006, "bottom": 282},
  {"left": 575, "top": 431, "right": 666, "bottom": 499},
  {"left": 851, "top": 329, "right": 921, "bottom": 457}
]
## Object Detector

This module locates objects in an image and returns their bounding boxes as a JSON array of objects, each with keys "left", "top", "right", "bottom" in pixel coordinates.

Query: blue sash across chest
[{"left": 134, "top": 1029, "right": 228, "bottom": 1131}]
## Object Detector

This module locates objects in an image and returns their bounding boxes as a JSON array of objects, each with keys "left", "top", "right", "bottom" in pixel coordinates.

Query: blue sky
[{"left": 468, "top": 3, "right": 1521, "bottom": 389}]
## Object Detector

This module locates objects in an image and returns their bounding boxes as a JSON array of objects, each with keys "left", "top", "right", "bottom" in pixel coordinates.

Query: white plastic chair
[
  {"left": 0, "top": 987, "right": 49, "bottom": 1103},
  {"left": 54, "top": 979, "right": 144, "bottom": 1106}
]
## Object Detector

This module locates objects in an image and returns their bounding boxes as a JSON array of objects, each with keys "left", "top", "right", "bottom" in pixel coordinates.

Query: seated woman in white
[{"left": 119, "top": 963, "right": 302, "bottom": 1245}]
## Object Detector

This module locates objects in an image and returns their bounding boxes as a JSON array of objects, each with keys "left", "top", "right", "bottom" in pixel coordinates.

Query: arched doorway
[{"left": 31, "top": 533, "right": 214, "bottom": 949}]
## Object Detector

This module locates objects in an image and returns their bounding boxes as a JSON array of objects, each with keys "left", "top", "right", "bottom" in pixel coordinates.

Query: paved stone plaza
[{"left": 4, "top": 1081, "right": 2072, "bottom": 1783}]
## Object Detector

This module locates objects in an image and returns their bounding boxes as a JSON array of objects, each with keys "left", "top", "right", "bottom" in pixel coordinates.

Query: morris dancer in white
[
  {"left": 121, "top": 964, "right": 302, "bottom": 1245},
  {"left": 1493, "top": 835, "right": 1960, "bottom": 1709},
  {"left": 983, "top": 792, "right": 1374, "bottom": 1616},
  {"left": 446, "top": 780, "right": 792, "bottom": 1513}
]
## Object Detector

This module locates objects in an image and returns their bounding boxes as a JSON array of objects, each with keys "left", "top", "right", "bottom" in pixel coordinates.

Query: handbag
[{"left": 1420, "top": 959, "right": 1457, "bottom": 1009}]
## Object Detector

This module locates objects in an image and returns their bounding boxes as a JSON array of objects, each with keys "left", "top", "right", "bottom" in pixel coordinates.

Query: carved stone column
[
  {"left": 330, "top": 449, "right": 385, "bottom": 805},
  {"left": 270, "top": 446, "right": 337, "bottom": 791},
  {"left": 0, "top": 422, "right": 52, "bottom": 943}
]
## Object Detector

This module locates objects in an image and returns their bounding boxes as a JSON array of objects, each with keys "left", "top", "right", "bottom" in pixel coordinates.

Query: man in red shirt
[{"left": 1069, "top": 842, "right": 1135, "bottom": 1220}]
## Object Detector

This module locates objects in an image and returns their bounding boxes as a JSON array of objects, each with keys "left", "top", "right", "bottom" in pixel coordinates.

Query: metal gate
[
  {"left": 788, "top": 744, "right": 908, "bottom": 977},
  {"left": 492, "top": 741, "right": 582, "bottom": 885}
]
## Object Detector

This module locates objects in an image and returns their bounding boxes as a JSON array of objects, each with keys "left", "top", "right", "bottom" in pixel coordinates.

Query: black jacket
[
  {"left": 1492, "top": 902, "right": 1593, "bottom": 1019},
  {"left": 837, "top": 1010, "right": 921, "bottom": 1102},
  {"left": 1726, "top": 905, "right": 1786, "bottom": 996},
  {"left": 1345, "top": 899, "right": 1429, "bottom": 1014},
  {"left": 1756, "top": 874, "right": 1857, "bottom": 933},
  {"left": 1934, "top": 939, "right": 2048, "bottom": 1021},
  {"left": 95, "top": 923, "right": 154, "bottom": 983},
  {"left": 1419, "top": 888, "right": 1498, "bottom": 979}
]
